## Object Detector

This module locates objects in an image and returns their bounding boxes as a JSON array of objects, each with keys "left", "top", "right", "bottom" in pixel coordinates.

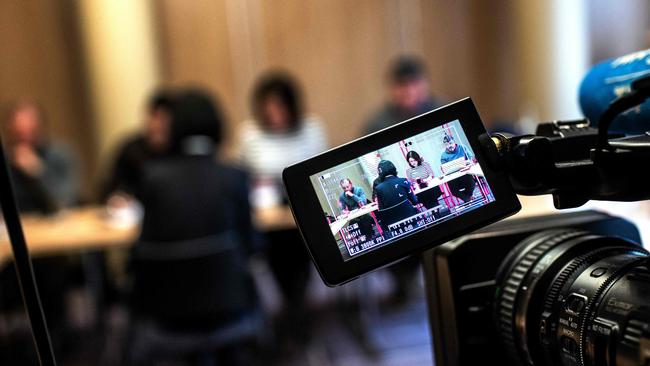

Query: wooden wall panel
[
  {"left": 2, "top": 1, "right": 647, "bottom": 198},
  {"left": 156, "top": 0, "right": 240, "bottom": 150},
  {"left": 257, "top": 0, "right": 401, "bottom": 143},
  {"left": 156, "top": 0, "right": 437, "bottom": 148}
]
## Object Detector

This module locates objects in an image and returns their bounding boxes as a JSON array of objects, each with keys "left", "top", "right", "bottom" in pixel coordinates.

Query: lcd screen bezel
[{"left": 283, "top": 98, "right": 521, "bottom": 286}]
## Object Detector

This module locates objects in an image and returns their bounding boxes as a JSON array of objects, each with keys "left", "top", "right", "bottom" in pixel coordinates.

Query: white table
[
  {"left": 329, "top": 203, "right": 379, "bottom": 235},
  {"left": 413, "top": 164, "right": 484, "bottom": 195}
]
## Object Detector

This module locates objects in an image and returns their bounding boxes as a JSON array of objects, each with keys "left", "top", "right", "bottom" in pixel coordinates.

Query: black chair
[
  {"left": 447, "top": 174, "right": 477, "bottom": 203},
  {"left": 376, "top": 200, "right": 419, "bottom": 238},
  {"left": 415, "top": 185, "right": 443, "bottom": 210},
  {"left": 125, "top": 230, "right": 263, "bottom": 365}
]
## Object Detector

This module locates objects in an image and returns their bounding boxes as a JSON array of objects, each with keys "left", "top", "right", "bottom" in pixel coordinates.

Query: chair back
[
  {"left": 131, "top": 230, "right": 257, "bottom": 331},
  {"left": 377, "top": 199, "right": 418, "bottom": 230}
]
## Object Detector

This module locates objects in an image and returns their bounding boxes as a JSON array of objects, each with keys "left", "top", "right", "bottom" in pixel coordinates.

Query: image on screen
[{"left": 310, "top": 120, "right": 495, "bottom": 261}]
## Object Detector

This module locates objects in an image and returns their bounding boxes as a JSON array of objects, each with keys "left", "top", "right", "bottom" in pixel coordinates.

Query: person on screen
[
  {"left": 405, "top": 150, "right": 434, "bottom": 186},
  {"left": 439, "top": 134, "right": 477, "bottom": 203},
  {"left": 363, "top": 56, "right": 442, "bottom": 134},
  {"left": 440, "top": 134, "right": 472, "bottom": 164},
  {"left": 374, "top": 160, "right": 418, "bottom": 214},
  {"left": 405, "top": 150, "right": 442, "bottom": 209},
  {"left": 338, "top": 178, "right": 367, "bottom": 214}
]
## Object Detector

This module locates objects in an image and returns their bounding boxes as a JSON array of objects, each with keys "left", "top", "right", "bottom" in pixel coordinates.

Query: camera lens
[{"left": 494, "top": 229, "right": 650, "bottom": 366}]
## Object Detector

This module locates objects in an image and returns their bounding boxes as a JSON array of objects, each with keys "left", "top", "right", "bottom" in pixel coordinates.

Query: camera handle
[
  {"left": 595, "top": 74, "right": 650, "bottom": 153},
  {"left": 479, "top": 78, "right": 650, "bottom": 209}
]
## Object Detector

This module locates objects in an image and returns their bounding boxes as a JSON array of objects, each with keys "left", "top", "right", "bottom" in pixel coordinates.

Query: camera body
[{"left": 424, "top": 210, "right": 649, "bottom": 366}]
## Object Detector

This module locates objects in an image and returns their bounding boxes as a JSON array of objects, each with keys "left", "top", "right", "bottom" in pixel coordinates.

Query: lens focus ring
[{"left": 496, "top": 229, "right": 587, "bottom": 365}]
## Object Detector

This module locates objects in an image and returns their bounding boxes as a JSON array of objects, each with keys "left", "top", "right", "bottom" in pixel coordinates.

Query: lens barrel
[{"left": 494, "top": 229, "right": 650, "bottom": 366}]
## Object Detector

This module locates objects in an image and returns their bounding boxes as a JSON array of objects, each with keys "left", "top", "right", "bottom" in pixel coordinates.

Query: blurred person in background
[
  {"left": 101, "top": 90, "right": 174, "bottom": 202},
  {"left": 363, "top": 55, "right": 442, "bottom": 135},
  {"left": 238, "top": 71, "right": 327, "bottom": 351},
  {"left": 2, "top": 101, "right": 78, "bottom": 213},
  {"left": 96, "top": 91, "right": 175, "bottom": 319},
  {"left": 136, "top": 89, "right": 255, "bottom": 245},
  {"left": 130, "top": 89, "right": 260, "bottom": 365},
  {"left": 239, "top": 71, "right": 327, "bottom": 195},
  {"left": 363, "top": 56, "right": 441, "bottom": 307},
  {"left": 1, "top": 101, "right": 80, "bottom": 362}
]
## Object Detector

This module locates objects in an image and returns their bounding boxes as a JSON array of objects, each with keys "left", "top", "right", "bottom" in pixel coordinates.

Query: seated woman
[
  {"left": 405, "top": 150, "right": 433, "bottom": 186},
  {"left": 237, "top": 72, "right": 327, "bottom": 343},
  {"left": 404, "top": 150, "right": 442, "bottom": 209}
]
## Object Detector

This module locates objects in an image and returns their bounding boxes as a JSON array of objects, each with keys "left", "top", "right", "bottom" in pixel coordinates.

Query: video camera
[
  {"left": 283, "top": 52, "right": 650, "bottom": 365},
  {"left": 423, "top": 72, "right": 650, "bottom": 366}
]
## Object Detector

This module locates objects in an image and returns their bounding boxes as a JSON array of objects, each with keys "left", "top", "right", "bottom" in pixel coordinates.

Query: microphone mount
[{"left": 481, "top": 81, "right": 650, "bottom": 209}]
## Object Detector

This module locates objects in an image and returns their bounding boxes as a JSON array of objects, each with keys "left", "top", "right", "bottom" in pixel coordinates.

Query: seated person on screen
[
  {"left": 440, "top": 134, "right": 472, "bottom": 165},
  {"left": 405, "top": 150, "right": 442, "bottom": 209},
  {"left": 374, "top": 160, "right": 418, "bottom": 230},
  {"left": 338, "top": 178, "right": 367, "bottom": 215},
  {"left": 439, "top": 134, "right": 476, "bottom": 203},
  {"left": 405, "top": 150, "right": 434, "bottom": 187}
]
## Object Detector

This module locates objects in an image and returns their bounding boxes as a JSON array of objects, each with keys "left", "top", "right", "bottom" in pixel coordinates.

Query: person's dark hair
[
  {"left": 251, "top": 71, "right": 303, "bottom": 131},
  {"left": 148, "top": 90, "right": 174, "bottom": 113},
  {"left": 377, "top": 160, "right": 397, "bottom": 181},
  {"left": 406, "top": 150, "right": 423, "bottom": 167},
  {"left": 443, "top": 134, "right": 454, "bottom": 143},
  {"left": 169, "top": 89, "right": 224, "bottom": 154},
  {"left": 389, "top": 56, "right": 427, "bottom": 84}
]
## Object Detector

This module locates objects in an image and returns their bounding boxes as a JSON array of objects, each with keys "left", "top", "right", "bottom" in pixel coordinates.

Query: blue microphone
[{"left": 579, "top": 49, "right": 650, "bottom": 134}]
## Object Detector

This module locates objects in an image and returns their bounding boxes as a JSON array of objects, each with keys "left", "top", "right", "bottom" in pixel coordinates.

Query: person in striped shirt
[
  {"left": 238, "top": 71, "right": 327, "bottom": 196},
  {"left": 405, "top": 150, "right": 443, "bottom": 210},
  {"left": 405, "top": 150, "right": 434, "bottom": 188},
  {"left": 237, "top": 71, "right": 327, "bottom": 345}
]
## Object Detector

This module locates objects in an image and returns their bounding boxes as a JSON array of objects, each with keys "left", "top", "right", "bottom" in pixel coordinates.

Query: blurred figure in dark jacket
[
  {"left": 3, "top": 101, "right": 78, "bottom": 213},
  {"left": 363, "top": 55, "right": 441, "bottom": 135},
  {"left": 130, "top": 89, "right": 260, "bottom": 365},
  {"left": 137, "top": 90, "right": 255, "bottom": 249},
  {"left": 102, "top": 90, "right": 174, "bottom": 201}
]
